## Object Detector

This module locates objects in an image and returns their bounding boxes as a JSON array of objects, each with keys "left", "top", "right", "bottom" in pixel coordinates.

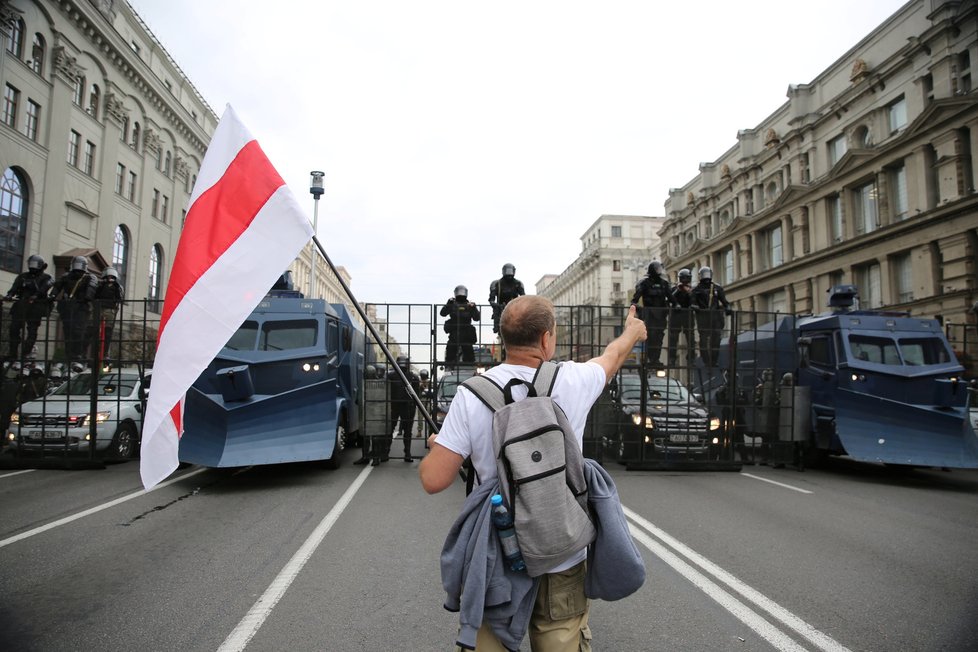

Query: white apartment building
[
  {"left": 659, "top": 0, "right": 977, "bottom": 331},
  {"left": 537, "top": 214, "right": 665, "bottom": 307}
]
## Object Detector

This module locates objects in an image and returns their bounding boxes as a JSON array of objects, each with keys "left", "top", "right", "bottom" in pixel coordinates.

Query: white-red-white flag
[{"left": 140, "top": 105, "right": 314, "bottom": 489}]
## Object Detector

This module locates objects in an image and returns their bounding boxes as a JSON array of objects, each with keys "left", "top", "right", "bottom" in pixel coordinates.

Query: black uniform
[
  {"left": 631, "top": 274, "right": 676, "bottom": 367},
  {"left": 667, "top": 279, "right": 696, "bottom": 367},
  {"left": 386, "top": 365, "right": 421, "bottom": 462},
  {"left": 488, "top": 275, "right": 525, "bottom": 333},
  {"left": 691, "top": 280, "right": 731, "bottom": 367},
  {"left": 50, "top": 269, "right": 98, "bottom": 364},
  {"left": 93, "top": 278, "right": 125, "bottom": 361},
  {"left": 5, "top": 269, "right": 54, "bottom": 360},
  {"left": 441, "top": 299, "right": 481, "bottom": 365}
]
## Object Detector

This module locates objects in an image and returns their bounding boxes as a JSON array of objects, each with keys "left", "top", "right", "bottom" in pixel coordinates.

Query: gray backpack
[{"left": 463, "top": 361, "right": 596, "bottom": 577}]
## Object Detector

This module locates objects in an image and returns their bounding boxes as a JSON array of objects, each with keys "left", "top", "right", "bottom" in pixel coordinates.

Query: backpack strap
[
  {"left": 461, "top": 374, "right": 506, "bottom": 413},
  {"left": 531, "top": 360, "right": 560, "bottom": 397}
]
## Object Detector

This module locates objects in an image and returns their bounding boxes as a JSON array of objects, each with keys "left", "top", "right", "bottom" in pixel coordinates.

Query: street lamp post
[{"left": 309, "top": 170, "right": 325, "bottom": 298}]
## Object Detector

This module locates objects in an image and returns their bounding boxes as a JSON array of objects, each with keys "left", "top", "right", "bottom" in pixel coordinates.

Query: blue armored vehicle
[
  {"left": 698, "top": 285, "right": 978, "bottom": 469},
  {"left": 179, "top": 273, "right": 365, "bottom": 468}
]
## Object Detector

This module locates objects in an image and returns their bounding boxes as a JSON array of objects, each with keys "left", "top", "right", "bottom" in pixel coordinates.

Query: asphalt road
[{"left": 1, "top": 450, "right": 976, "bottom": 652}]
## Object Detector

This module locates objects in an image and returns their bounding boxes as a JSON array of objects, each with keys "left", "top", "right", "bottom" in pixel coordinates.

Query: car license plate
[
  {"left": 28, "top": 430, "right": 61, "bottom": 440},
  {"left": 669, "top": 434, "right": 697, "bottom": 443}
]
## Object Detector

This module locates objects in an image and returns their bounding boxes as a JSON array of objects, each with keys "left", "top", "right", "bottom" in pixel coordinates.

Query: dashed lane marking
[
  {"left": 742, "top": 472, "right": 814, "bottom": 494},
  {"left": 0, "top": 469, "right": 35, "bottom": 480}
]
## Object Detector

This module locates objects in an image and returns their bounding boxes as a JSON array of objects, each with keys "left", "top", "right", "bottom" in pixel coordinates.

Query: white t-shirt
[{"left": 436, "top": 360, "right": 607, "bottom": 573}]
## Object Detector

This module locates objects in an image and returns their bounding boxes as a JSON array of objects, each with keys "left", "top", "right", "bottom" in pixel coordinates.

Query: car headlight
[
  {"left": 301, "top": 361, "right": 322, "bottom": 372},
  {"left": 9, "top": 413, "right": 18, "bottom": 424},
  {"left": 631, "top": 414, "right": 655, "bottom": 429},
  {"left": 710, "top": 416, "right": 721, "bottom": 431},
  {"left": 77, "top": 412, "right": 112, "bottom": 428}
]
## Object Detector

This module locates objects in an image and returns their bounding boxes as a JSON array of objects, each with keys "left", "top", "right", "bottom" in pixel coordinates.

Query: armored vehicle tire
[
  {"left": 322, "top": 422, "right": 345, "bottom": 470},
  {"left": 108, "top": 422, "right": 138, "bottom": 460}
]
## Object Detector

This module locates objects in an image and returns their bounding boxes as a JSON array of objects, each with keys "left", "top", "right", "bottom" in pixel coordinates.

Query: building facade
[
  {"left": 536, "top": 214, "right": 665, "bottom": 307},
  {"left": 0, "top": 0, "right": 218, "bottom": 322},
  {"left": 659, "top": 0, "right": 977, "bottom": 331}
]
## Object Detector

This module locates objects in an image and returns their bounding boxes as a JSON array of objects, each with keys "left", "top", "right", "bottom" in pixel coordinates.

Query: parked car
[
  {"left": 434, "top": 368, "right": 478, "bottom": 427},
  {"left": 5, "top": 369, "right": 150, "bottom": 460},
  {"left": 601, "top": 372, "right": 720, "bottom": 463}
]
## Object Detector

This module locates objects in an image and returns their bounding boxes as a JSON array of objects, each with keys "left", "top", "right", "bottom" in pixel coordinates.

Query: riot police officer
[
  {"left": 691, "top": 266, "right": 731, "bottom": 368},
  {"left": 384, "top": 355, "right": 422, "bottom": 464},
  {"left": 631, "top": 261, "right": 676, "bottom": 368},
  {"left": 488, "top": 263, "right": 525, "bottom": 333},
  {"left": 441, "top": 285, "right": 481, "bottom": 367},
  {"left": 667, "top": 268, "right": 696, "bottom": 368},
  {"left": 4, "top": 254, "right": 54, "bottom": 361},
  {"left": 93, "top": 267, "right": 125, "bottom": 363},
  {"left": 49, "top": 256, "right": 98, "bottom": 367}
]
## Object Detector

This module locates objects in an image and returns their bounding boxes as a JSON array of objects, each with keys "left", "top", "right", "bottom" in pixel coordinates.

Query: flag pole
[{"left": 310, "top": 235, "right": 438, "bottom": 435}]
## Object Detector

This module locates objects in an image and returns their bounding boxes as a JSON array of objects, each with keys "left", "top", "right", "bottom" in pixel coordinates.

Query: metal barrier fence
[{"left": 0, "top": 299, "right": 159, "bottom": 468}]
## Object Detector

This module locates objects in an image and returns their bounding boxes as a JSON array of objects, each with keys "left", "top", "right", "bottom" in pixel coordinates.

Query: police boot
[{"left": 403, "top": 435, "right": 413, "bottom": 462}]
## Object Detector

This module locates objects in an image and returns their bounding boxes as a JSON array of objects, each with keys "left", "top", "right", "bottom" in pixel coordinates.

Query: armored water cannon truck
[
  {"left": 700, "top": 285, "right": 978, "bottom": 469},
  {"left": 179, "top": 271, "right": 365, "bottom": 469}
]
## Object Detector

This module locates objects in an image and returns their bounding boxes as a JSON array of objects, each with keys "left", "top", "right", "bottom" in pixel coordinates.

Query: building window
[
  {"left": 130, "top": 121, "right": 140, "bottom": 150},
  {"left": 83, "top": 141, "right": 96, "bottom": 175},
  {"left": 148, "top": 244, "right": 163, "bottom": 313},
  {"left": 892, "top": 252, "right": 913, "bottom": 303},
  {"left": 151, "top": 189, "right": 160, "bottom": 218},
  {"left": 130, "top": 40, "right": 141, "bottom": 55},
  {"left": 800, "top": 152, "right": 811, "bottom": 183},
  {"left": 2, "top": 84, "right": 19, "bottom": 128},
  {"left": 766, "top": 289, "right": 787, "bottom": 315},
  {"left": 164, "top": 150, "right": 172, "bottom": 176},
  {"left": 115, "top": 163, "right": 125, "bottom": 194},
  {"left": 30, "top": 33, "right": 44, "bottom": 75},
  {"left": 0, "top": 168, "right": 28, "bottom": 273},
  {"left": 722, "top": 248, "right": 734, "bottom": 284},
  {"left": 113, "top": 225, "right": 130, "bottom": 290},
  {"left": 764, "top": 224, "right": 783, "bottom": 269},
  {"left": 828, "top": 194, "right": 843, "bottom": 242},
  {"left": 24, "top": 99, "right": 39, "bottom": 140},
  {"left": 67, "top": 130, "right": 81, "bottom": 167},
  {"left": 127, "top": 171, "right": 137, "bottom": 201},
  {"left": 852, "top": 181, "right": 878, "bottom": 235},
  {"left": 161, "top": 195, "right": 169, "bottom": 224},
  {"left": 856, "top": 263, "right": 882, "bottom": 309},
  {"left": 612, "top": 259, "right": 621, "bottom": 271},
  {"left": 87, "top": 84, "right": 100, "bottom": 119},
  {"left": 72, "top": 76, "right": 85, "bottom": 106},
  {"left": 611, "top": 225, "right": 622, "bottom": 238},
  {"left": 6, "top": 17, "right": 24, "bottom": 59},
  {"left": 889, "top": 164, "right": 908, "bottom": 221},
  {"left": 120, "top": 116, "right": 129, "bottom": 143},
  {"left": 613, "top": 282, "right": 621, "bottom": 293},
  {"left": 828, "top": 134, "right": 847, "bottom": 167},
  {"left": 888, "top": 97, "right": 907, "bottom": 133},
  {"left": 958, "top": 49, "right": 971, "bottom": 94}
]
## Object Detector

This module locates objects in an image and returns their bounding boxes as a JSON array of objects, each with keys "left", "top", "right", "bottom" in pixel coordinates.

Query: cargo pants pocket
[{"left": 546, "top": 561, "right": 588, "bottom": 620}]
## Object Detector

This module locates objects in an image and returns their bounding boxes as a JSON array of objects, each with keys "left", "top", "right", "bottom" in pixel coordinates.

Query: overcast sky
[{"left": 128, "top": 0, "right": 908, "bottom": 308}]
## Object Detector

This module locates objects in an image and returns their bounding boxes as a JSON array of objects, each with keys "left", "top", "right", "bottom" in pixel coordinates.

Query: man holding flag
[{"left": 140, "top": 105, "right": 314, "bottom": 490}]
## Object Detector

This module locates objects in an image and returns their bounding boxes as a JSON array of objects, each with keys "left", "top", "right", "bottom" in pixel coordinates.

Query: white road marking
[
  {"left": 628, "top": 524, "right": 808, "bottom": 652},
  {"left": 0, "top": 467, "right": 208, "bottom": 549},
  {"left": 0, "top": 469, "right": 35, "bottom": 480},
  {"left": 742, "top": 473, "right": 814, "bottom": 494},
  {"left": 217, "top": 465, "right": 373, "bottom": 652},
  {"left": 625, "top": 506, "right": 850, "bottom": 652}
]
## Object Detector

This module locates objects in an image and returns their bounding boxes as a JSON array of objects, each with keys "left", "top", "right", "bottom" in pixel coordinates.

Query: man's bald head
[{"left": 500, "top": 295, "right": 555, "bottom": 348}]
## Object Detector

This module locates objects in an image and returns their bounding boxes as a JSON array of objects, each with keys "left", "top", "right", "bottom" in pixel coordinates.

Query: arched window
[
  {"left": 112, "top": 224, "right": 130, "bottom": 290},
  {"left": 148, "top": 244, "right": 163, "bottom": 313},
  {"left": 30, "top": 33, "right": 44, "bottom": 75},
  {"left": 87, "top": 83, "right": 100, "bottom": 119},
  {"left": 6, "top": 18, "right": 24, "bottom": 59},
  {"left": 72, "top": 76, "right": 85, "bottom": 106},
  {"left": 0, "top": 168, "right": 28, "bottom": 273},
  {"left": 130, "top": 121, "right": 140, "bottom": 150}
]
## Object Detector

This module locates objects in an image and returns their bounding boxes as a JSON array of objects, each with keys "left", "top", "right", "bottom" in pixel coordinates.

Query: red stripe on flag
[
  {"left": 169, "top": 401, "right": 183, "bottom": 438},
  {"left": 158, "top": 140, "right": 285, "bottom": 336}
]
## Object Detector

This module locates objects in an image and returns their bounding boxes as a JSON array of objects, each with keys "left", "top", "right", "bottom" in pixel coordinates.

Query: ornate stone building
[
  {"left": 536, "top": 214, "right": 665, "bottom": 307},
  {"left": 659, "top": 0, "right": 977, "bottom": 331},
  {"left": 0, "top": 0, "right": 216, "bottom": 321}
]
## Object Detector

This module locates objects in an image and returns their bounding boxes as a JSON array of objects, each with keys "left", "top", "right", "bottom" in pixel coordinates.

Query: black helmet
[
  {"left": 502, "top": 263, "right": 516, "bottom": 277},
  {"left": 27, "top": 254, "right": 46, "bottom": 271},
  {"left": 419, "top": 368, "right": 429, "bottom": 380},
  {"left": 648, "top": 261, "right": 664, "bottom": 276},
  {"left": 678, "top": 268, "right": 692, "bottom": 282},
  {"left": 454, "top": 284, "right": 468, "bottom": 299},
  {"left": 698, "top": 266, "right": 713, "bottom": 281},
  {"left": 396, "top": 354, "right": 409, "bottom": 368},
  {"left": 70, "top": 256, "right": 88, "bottom": 272},
  {"left": 102, "top": 267, "right": 119, "bottom": 280}
]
